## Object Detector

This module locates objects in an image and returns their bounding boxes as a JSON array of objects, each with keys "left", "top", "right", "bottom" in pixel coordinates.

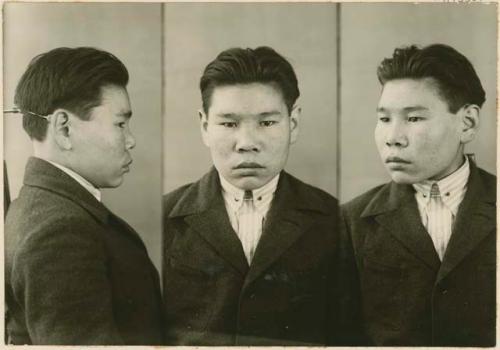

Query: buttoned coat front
[
  {"left": 163, "top": 169, "right": 359, "bottom": 345},
  {"left": 5, "top": 157, "right": 164, "bottom": 345},
  {"left": 341, "top": 161, "right": 496, "bottom": 346}
]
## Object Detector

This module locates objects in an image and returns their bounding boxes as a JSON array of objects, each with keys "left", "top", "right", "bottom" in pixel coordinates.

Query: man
[
  {"left": 163, "top": 47, "right": 358, "bottom": 345},
  {"left": 5, "top": 47, "right": 164, "bottom": 345},
  {"left": 341, "top": 44, "right": 496, "bottom": 346}
]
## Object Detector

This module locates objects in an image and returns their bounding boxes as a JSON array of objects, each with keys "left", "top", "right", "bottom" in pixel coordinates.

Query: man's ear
[
  {"left": 199, "top": 109, "right": 210, "bottom": 147},
  {"left": 51, "top": 109, "right": 73, "bottom": 150},
  {"left": 459, "top": 104, "right": 480, "bottom": 144},
  {"left": 289, "top": 105, "right": 301, "bottom": 144}
]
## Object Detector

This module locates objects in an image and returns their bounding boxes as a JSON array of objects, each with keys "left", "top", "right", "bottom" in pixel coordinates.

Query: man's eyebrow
[
  {"left": 215, "top": 111, "right": 282, "bottom": 118},
  {"left": 376, "top": 106, "right": 429, "bottom": 113},
  {"left": 403, "top": 106, "right": 429, "bottom": 112},
  {"left": 215, "top": 113, "right": 239, "bottom": 118},
  {"left": 259, "top": 110, "right": 282, "bottom": 117},
  {"left": 118, "top": 111, "right": 132, "bottom": 119}
]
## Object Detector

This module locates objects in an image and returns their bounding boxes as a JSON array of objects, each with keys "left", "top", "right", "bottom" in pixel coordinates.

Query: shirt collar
[
  {"left": 45, "top": 159, "right": 102, "bottom": 202},
  {"left": 220, "top": 173, "right": 280, "bottom": 211},
  {"left": 413, "top": 156, "right": 470, "bottom": 214}
]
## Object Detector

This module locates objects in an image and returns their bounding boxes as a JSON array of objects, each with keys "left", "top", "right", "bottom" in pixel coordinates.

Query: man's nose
[
  {"left": 385, "top": 122, "right": 408, "bottom": 147},
  {"left": 235, "top": 124, "right": 260, "bottom": 152},
  {"left": 125, "top": 128, "right": 136, "bottom": 149}
]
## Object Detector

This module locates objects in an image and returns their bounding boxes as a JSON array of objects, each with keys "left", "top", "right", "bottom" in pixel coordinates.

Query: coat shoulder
[
  {"left": 163, "top": 182, "right": 194, "bottom": 217},
  {"left": 341, "top": 183, "right": 389, "bottom": 218},
  {"left": 477, "top": 166, "right": 496, "bottom": 190},
  {"left": 6, "top": 186, "right": 104, "bottom": 260},
  {"left": 7, "top": 185, "right": 101, "bottom": 239},
  {"left": 283, "top": 172, "right": 338, "bottom": 210}
]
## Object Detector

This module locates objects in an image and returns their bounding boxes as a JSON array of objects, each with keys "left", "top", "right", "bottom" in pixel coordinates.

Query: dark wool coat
[
  {"left": 341, "top": 160, "right": 496, "bottom": 346},
  {"left": 163, "top": 169, "right": 362, "bottom": 346},
  {"left": 5, "top": 157, "right": 164, "bottom": 345}
]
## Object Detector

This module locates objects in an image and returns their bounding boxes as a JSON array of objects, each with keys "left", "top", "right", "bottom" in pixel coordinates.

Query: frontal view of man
[
  {"left": 5, "top": 47, "right": 163, "bottom": 345},
  {"left": 163, "top": 47, "right": 357, "bottom": 345},
  {"left": 342, "top": 44, "right": 496, "bottom": 346}
]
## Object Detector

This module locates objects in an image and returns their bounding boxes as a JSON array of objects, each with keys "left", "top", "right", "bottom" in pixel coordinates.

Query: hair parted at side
[
  {"left": 199, "top": 46, "right": 300, "bottom": 114},
  {"left": 377, "top": 44, "right": 485, "bottom": 113},
  {"left": 15, "top": 47, "right": 129, "bottom": 141}
]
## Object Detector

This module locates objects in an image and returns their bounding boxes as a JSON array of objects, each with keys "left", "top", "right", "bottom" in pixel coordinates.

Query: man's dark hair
[
  {"left": 199, "top": 46, "right": 300, "bottom": 115},
  {"left": 15, "top": 47, "right": 129, "bottom": 141},
  {"left": 377, "top": 44, "right": 485, "bottom": 113}
]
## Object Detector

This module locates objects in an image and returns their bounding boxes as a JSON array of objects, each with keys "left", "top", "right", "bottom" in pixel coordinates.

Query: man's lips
[
  {"left": 123, "top": 159, "right": 133, "bottom": 171},
  {"left": 234, "top": 162, "right": 265, "bottom": 169},
  {"left": 385, "top": 156, "right": 411, "bottom": 164}
]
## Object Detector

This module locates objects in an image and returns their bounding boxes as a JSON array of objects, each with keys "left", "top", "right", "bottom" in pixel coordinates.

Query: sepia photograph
[{"left": 2, "top": 1, "right": 498, "bottom": 347}]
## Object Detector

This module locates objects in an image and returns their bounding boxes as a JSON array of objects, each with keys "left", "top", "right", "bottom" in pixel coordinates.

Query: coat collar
[
  {"left": 23, "top": 157, "right": 147, "bottom": 247},
  {"left": 23, "top": 157, "right": 110, "bottom": 224},
  {"left": 360, "top": 160, "right": 496, "bottom": 277},
  {"left": 169, "top": 168, "right": 250, "bottom": 274},
  {"left": 168, "top": 167, "right": 333, "bottom": 282},
  {"left": 168, "top": 168, "right": 329, "bottom": 218},
  {"left": 361, "top": 180, "right": 442, "bottom": 271}
]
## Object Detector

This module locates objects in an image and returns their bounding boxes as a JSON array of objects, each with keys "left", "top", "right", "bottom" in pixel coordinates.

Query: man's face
[
  {"left": 200, "top": 82, "right": 299, "bottom": 190},
  {"left": 70, "top": 85, "right": 135, "bottom": 188},
  {"left": 375, "top": 78, "right": 466, "bottom": 184}
]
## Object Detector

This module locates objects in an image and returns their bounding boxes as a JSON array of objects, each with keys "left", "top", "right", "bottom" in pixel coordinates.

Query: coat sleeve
[{"left": 10, "top": 214, "right": 124, "bottom": 345}]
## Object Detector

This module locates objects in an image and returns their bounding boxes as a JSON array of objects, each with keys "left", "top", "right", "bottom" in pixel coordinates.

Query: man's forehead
[
  {"left": 98, "top": 86, "right": 132, "bottom": 112},
  {"left": 378, "top": 78, "right": 442, "bottom": 109},
  {"left": 209, "top": 83, "right": 287, "bottom": 116}
]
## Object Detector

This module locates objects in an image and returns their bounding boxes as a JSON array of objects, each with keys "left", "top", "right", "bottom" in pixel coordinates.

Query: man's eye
[
  {"left": 408, "top": 116, "right": 423, "bottom": 122},
  {"left": 260, "top": 120, "right": 276, "bottom": 127},
  {"left": 378, "top": 116, "right": 390, "bottom": 123},
  {"left": 117, "top": 122, "right": 126, "bottom": 128},
  {"left": 221, "top": 122, "right": 237, "bottom": 128}
]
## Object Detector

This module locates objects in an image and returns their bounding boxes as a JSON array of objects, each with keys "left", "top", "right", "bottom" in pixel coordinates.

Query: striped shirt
[
  {"left": 220, "top": 174, "right": 279, "bottom": 264},
  {"left": 412, "top": 156, "right": 470, "bottom": 259}
]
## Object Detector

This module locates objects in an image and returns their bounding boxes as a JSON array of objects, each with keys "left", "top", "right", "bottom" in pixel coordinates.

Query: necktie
[
  {"left": 426, "top": 183, "right": 452, "bottom": 260},
  {"left": 238, "top": 190, "right": 257, "bottom": 264}
]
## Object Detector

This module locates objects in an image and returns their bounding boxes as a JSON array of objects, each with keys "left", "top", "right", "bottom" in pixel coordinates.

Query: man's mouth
[
  {"left": 385, "top": 156, "right": 411, "bottom": 164},
  {"left": 234, "top": 162, "right": 265, "bottom": 169},
  {"left": 123, "top": 159, "right": 133, "bottom": 171}
]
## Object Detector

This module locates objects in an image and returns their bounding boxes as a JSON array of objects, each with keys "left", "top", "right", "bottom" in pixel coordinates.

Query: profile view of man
[
  {"left": 341, "top": 44, "right": 496, "bottom": 346},
  {"left": 163, "top": 47, "right": 359, "bottom": 345},
  {"left": 5, "top": 47, "right": 164, "bottom": 345}
]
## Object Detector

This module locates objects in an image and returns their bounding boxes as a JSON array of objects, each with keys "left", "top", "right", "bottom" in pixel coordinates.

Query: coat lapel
[
  {"left": 184, "top": 204, "right": 249, "bottom": 275},
  {"left": 361, "top": 182, "right": 441, "bottom": 271},
  {"left": 168, "top": 168, "right": 249, "bottom": 275},
  {"left": 436, "top": 162, "right": 496, "bottom": 282},
  {"left": 243, "top": 172, "right": 330, "bottom": 289}
]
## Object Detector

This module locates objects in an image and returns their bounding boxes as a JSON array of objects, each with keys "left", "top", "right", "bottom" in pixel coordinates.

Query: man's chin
[
  {"left": 231, "top": 176, "right": 267, "bottom": 191},
  {"left": 388, "top": 171, "right": 420, "bottom": 185},
  {"left": 98, "top": 176, "right": 124, "bottom": 189}
]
